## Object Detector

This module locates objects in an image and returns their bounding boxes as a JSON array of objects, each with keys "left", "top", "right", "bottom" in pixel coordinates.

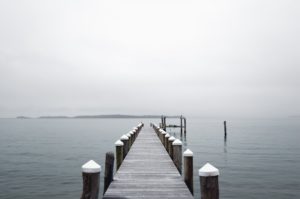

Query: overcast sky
[{"left": 0, "top": 0, "right": 299, "bottom": 118}]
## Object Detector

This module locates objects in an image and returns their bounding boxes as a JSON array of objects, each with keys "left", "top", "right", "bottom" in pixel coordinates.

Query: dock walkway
[{"left": 103, "top": 126, "right": 194, "bottom": 199}]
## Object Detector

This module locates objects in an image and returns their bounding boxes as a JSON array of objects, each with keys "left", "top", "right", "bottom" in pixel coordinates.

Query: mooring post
[
  {"left": 165, "top": 133, "right": 170, "bottom": 151},
  {"left": 129, "top": 130, "right": 135, "bottom": 143},
  {"left": 158, "top": 129, "right": 164, "bottom": 143},
  {"left": 103, "top": 152, "right": 114, "bottom": 194},
  {"left": 120, "top": 135, "right": 129, "bottom": 159},
  {"left": 81, "top": 160, "right": 101, "bottom": 199},
  {"left": 224, "top": 121, "right": 227, "bottom": 138},
  {"left": 115, "top": 140, "right": 123, "bottom": 171},
  {"left": 168, "top": 136, "right": 176, "bottom": 159},
  {"left": 134, "top": 127, "right": 139, "bottom": 135},
  {"left": 172, "top": 139, "right": 183, "bottom": 174},
  {"left": 183, "top": 149, "right": 194, "bottom": 195},
  {"left": 161, "top": 130, "right": 166, "bottom": 146},
  {"left": 199, "top": 163, "right": 220, "bottom": 199},
  {"left": 126, "top": 133, "right": 132, "bottom": 148}
]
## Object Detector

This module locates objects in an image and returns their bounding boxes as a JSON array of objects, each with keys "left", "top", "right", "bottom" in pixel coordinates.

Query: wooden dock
[{"left": 103, "top": 126, "right": 194, "bottom": 199}]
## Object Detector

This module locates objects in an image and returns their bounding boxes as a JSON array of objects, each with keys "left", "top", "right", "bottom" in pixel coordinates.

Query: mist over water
[{"left": 0, "top": 118, "right": 299, "bottom": 199}]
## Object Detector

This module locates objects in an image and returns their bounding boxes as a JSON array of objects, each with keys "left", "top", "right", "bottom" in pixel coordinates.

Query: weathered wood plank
[{"left": 103, "top": 126, "right": 193, "bottom": 199}]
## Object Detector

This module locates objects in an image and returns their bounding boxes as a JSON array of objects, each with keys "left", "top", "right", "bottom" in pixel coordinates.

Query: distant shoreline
[{"left": 16, "top": 114, "right": 163, "bottom": 119}]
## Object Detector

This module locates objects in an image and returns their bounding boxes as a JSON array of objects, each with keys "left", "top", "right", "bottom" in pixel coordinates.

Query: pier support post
[
  {"left": 133, "top": 129, "right": 137, "bottom": 141},
  {"left": 165, "top": 133, "right": 170, "bottom": 151},
  {"left": 81, "top": 160, "right": 101, "bottom": 199},
  {"left": 199, "top": 163, "right": 219, "bottom": 199},
  {"left": 134, "top": 127, "right": 139, "bottom": 135},
  {"left": 172, "top": 139, "right": 182, "bottom": 174},
  {"left": 183, "top": 149, "right": 193, "bottom": 195},
  {"left": 120, "top": 135, "right": 129, "bottom": 158},
  {"left": 161, "top": 130, "right": 166, "bottom": 146},
  {"left": 103, "top": 152, "right": 114, "bottom": 194},
  {"left": 158, "top": 129, "right": 163, "bottom": 142},
  {"left": 115, "top": 140, "right": 124, "bottom": 171},
  {"left": 168, "top": 136, "right": 176, "bottom": 159},
  {"left": 129, "top": 130, "right": 135, "bottom": 144},
  {"left": 126, "top": 133, "right": 132, "bottom": 148}
]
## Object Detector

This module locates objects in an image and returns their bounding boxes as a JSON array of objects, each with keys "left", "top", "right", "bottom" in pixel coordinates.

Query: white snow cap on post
[
  {"left": 172, "top": 139, "right": 182, "bottom": 145},
  {"left": 82, "top": 160, "right": 101, "bottom": 173},
  {"left": 120, "top": 135, "right": 129, "bottom": 140},
  {"left": 169, "top": 136, "right": 176, "bottom": 141},
  {"left": 183, "top": 149, "right": 193, "bottom": 157},
  {"left": 199, "top": 163, "right": 219, "bottom": 177},
  {"left": 165, "top": 133, "right": 170, "bottom": 138},
  {"left": 126, "top": 133, "right": 131, "bottom": 137},
  {"left": 161, "top": 130, "right": 166, "bottom": 135},
  {"left": 129, "top": 131, "right": 134, "bottom": 135},
  {"left": 115, "top": 140, "right": 124, "bottom": 146}
]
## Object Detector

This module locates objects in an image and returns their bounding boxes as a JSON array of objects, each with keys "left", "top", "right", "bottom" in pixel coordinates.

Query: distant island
[{"left": 17, "top": 114, "right": 162, "bottom": 119}]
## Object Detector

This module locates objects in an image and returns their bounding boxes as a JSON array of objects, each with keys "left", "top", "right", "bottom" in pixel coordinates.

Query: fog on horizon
[{"left": 0, "top": 0, "right": 299, "bottom": 118}]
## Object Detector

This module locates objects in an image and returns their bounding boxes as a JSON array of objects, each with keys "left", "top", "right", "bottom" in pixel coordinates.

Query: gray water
[{"left": 0, "top": 118, "right": 299, "bottom": 198}]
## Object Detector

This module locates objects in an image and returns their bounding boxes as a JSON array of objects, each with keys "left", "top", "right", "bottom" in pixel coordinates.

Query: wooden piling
[
  {"left": 183, "top": 149, "right": 193, "bottom": 195},
  {"left": 126, "top": 133, "right": 132, "bottom": 148},
  {"left": 224, "top": 121, "right": 227, "bottom": 138},
  {"left": 81, "top": 160, "right": 101, "bottom": 199},
  {"left": 184, "top": 117, "right": 187, "bottom": 134},
  {"left": 120, "top": 135, "right": 129, "bottom": 159},
  {"left": 134, "top": 127, "right": 139, "bottom": 134},
  {"left": 168, "top": 136, "right": 176, "bottom": 159},
  {"left": 165, "top": 133, "right": 170, "bottom": 151},
  {"left": 161, "top": 130, "right": 166, "bottom": 146},
  {"left": 115, "top": 140, "right": 123, "bottom": 171},
  {"left": 172, "top": 139, "right": 182, "bottom": 174},
  {"left": 180, "top": 115, "right": 183, "bottom": 135},
  {"left": 199, "top": 163, "right": 219, "bottom": 199},
  {"left": 129, "top": 130, "right": 135, "bottom": 143},
  {"left": 103, "top": 152, "right": 114, "bottom": 194},
  {"left": 158, "top": 129, "right": 164, "bottom": 143}
]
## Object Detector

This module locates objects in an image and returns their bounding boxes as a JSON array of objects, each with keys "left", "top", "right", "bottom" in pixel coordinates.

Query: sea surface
[{"left": 0, "top": 118, "right": 299, "bottom": 199}]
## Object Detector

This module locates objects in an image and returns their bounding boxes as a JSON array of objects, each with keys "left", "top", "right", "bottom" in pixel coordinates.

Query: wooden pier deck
[{"left": 103, "top": 126, "right": 194, "bottom": 199}]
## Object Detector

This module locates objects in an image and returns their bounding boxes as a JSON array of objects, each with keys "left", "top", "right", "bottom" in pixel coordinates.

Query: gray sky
[{"left": 0, "top": 0, "right": 299, "bottom": 118}]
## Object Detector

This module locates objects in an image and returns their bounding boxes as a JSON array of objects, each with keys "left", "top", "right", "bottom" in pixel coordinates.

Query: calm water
[{"left": 0, "top": 118, "right": 299, "bottom": 198}]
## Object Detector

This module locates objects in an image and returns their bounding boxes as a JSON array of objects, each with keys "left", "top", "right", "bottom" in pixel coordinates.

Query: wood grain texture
[{"left": 103, "top": 127, "right": 193, "bottom": 199}]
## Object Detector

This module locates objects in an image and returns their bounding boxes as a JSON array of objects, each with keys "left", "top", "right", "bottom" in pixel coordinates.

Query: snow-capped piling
[
  {"left": 183, "top": 149, "right": 194, "bottom": 195},
  {"left": 81, "top": 160, "right": 101, "bottom": 199},
  {"left": 199, "top": 163, "right": 219, "bottom": 199}
]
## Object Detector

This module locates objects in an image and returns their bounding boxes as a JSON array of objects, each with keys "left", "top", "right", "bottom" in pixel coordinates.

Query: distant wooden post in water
[
  {"left": 115, "top": 140, "right": 123, "bottom": 171},
  {"left": 184, "top": 149, "right": 194, "bottom": 195},
  {"left": 224, "top": 121, "right": 227, "bottom": 138},
  {"left": 172, "top": 139, "right": 182, "bottom": 174},
  {"left": 103, "top": 152, "right": 114, "bottom": 194},
  {"left": 180, "top": 115, "right": 183, "bottom": 135},
  {"left": 199, "top": 163, "right": 220, "bottom": 199},
  {"left": 81, "top": 160, "right": 101, "bottom": 199},
  {"left": 183, "top": 117, "right": 187, "bottom": 134}
]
